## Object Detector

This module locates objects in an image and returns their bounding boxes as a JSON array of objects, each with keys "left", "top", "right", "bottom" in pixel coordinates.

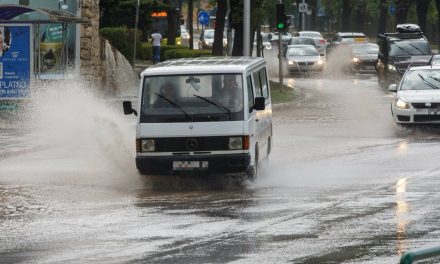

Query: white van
[{"left": 123, "top": 57, "right": 272, "bottom": 179}]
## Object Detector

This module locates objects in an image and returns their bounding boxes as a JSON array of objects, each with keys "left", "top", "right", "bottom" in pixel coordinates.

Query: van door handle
[{"left": 255, "top": 118, "right": 260, "bottom": 122}]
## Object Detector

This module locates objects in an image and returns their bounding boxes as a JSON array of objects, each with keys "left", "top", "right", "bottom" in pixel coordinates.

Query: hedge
[
  {"left": 139, "top": 43, "right": 189, "bottom": 61},
  {"left": 163, "top": 49, "right": 212, "bottom": 60}
]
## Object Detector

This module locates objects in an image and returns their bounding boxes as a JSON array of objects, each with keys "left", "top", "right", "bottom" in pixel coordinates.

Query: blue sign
[
  {"left": 198, "top": 11, "right": 210, "bottom": 26},
  {"left": 389, "top": 4, "right": 395, "bottom": 15},
  {"left": 0, "top": 25, "right": 31, "bottom": 98}
]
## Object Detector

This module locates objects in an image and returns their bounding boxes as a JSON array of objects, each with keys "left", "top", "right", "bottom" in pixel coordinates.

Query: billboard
[{"left": 0, "top": 24, "right": 32, "bottom": 99}]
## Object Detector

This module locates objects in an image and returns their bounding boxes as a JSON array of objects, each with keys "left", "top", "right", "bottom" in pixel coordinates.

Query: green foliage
[
  {"left": 163, "top": 49, "right": 212, "bottom": 60},
  {"left": 138, "top": 43, "right": 195, "bottom": 61}
]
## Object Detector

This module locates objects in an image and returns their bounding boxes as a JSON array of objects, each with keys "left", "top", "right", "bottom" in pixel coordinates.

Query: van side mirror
[
  {"left": 253, "top": 97, "right": 265, "bottom": 111},
  {"left": 123, "top": 101, "right": 137, "bottom": 116},
  {"left": 388, "top": 84, "right": 397, "bottom": 92}
]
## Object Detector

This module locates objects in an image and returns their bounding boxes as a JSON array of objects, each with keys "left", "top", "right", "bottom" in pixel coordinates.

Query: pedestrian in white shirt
[{"left": 151, "top": 29, "right": 162, "bottom": 64}]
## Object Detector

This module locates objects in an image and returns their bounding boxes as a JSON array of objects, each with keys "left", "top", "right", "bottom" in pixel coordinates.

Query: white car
[
  {"left": 297, "top": 31, "right": 327, "bottom": 56},
  {"left": 285, "top": 45, "right": 324, "bottom": 74},
  {"left": 431, "top": 55, "right": 440, "bottom": 66},
  {"left": 390, "top": 66, "right": 440, "bottom": 124}
]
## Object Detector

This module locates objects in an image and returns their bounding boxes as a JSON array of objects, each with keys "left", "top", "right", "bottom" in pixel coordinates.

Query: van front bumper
[{"left": 136, "top": 153, "right": 251, "bottom": 174}]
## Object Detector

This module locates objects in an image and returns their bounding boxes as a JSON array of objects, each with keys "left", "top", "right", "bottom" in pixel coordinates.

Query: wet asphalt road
[{"left": 2, "top": 74, "right": 440, "bottom": 263}]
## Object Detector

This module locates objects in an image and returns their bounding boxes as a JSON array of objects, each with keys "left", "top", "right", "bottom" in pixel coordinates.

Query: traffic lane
[{"left": 2, "top": 76, "right": 440, "bottom": 263}]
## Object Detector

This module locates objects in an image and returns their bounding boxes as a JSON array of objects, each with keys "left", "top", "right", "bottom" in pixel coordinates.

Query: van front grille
[{"left": 152, "top": 137, "right": 232, "bottom": 152}]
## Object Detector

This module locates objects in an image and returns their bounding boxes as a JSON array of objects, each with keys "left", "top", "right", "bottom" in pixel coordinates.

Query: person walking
[{"left": 151, "top": 29, "right": 162, "bottom": 64}]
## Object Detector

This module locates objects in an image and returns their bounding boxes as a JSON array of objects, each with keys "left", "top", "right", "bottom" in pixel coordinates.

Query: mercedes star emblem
[{"left": 185, "top": 139, "right": 198, "bottom": 151}]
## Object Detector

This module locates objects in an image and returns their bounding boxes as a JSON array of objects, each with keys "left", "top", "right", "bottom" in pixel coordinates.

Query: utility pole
[
  {"left": 133, "top": 0, "right": 140, "bottom": 67},
  {"left": 302, "top": 0, "right": 306, "bottom": 31},
  {"left": 243, "top": 0, "right": 250, "bottom": 56}
]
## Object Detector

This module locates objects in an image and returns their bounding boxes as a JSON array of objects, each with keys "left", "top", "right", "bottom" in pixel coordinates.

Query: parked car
[
  {"left": 389, "top": 66, "right": 440, "bottom": 124},
  {"left": 269, "top": 32, "right": 292, "bottom": 46},
  {"left": 285, "top": 45, "right": 324, "bottom": 75},
  {"left": 180, "top": 26, "right": 190, "bottom": 46},
  {"left": 198, "top": 29, "right": 227, "bottom": 50},
  {"left": 377, "top": 24, "right": 432, "bottom": 89},
  {"left": 297, "top": 31, "right": 327, "bottom": 56},
  {"left": 254, "top": 32, "right": 272, "bottom": 50},
  {"left": 430, "top": 55, "right": 440, "bottom": 66},
  {"left": 122, "top": 57, "right": 273, "bottom": 180},
  {"left": 349, "top": 43, "right": 379, "bottom": 73}
]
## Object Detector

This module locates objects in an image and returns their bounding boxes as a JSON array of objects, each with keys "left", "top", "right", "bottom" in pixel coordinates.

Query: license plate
[
  {"left": 364, "top": 66, "right": 375, "bottom": 70},
  {"left": 173, "top": 161, "right": 208, "bottom": 170}
]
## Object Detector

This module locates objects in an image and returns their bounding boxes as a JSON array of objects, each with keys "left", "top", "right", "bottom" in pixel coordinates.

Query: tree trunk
[
  {"left": 230, "top": 0, "right": 244, "bottom": 56},
  {"left": 378, "top": 0, "right": 388, "bottom": 34},
  {"left": 354, "top": 1, "right": 366, "bottom": 33},
  {"left": 436, "top": 0, "right": 440, "bottom": 50},
  {"left": 396, "top": 0, "right": 415, "bottom": 25},
  {"left": 188, "top": 0, "right": 193, "bottom": 49},
  {"left": 213, "top": 0, "right": 227, "bottom": 55},
  {"left": 341, "top": 0, "right": 351, "bottom": 31},
  {"left": 416, "top": 0, "right": 431, "bottom": 34},
  {"left": 167, "top": 8, "right": 177, "bottom": 45}
]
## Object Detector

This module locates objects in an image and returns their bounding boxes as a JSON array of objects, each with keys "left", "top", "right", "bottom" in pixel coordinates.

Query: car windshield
[
  {"left": 390, "top": 40, "right": 431, "bottom": 56},
  {"left": 300, "top": 32, "right": 322, "bottom": 38},
  {"left": 287, "top": 47, "right": 318, "bottom": 56},
  {"left": 432, "top": 58, "right": 440, "bottom": 66},
  {"left": 204, "top": 30, "right": 214, "bottom": 38},
  {"left": 401, "top": 70, "right": 440, "bottom": 90},
  {"left": 290, "top": 38, "right": 316, "bottom": 47},
  {"left": 141, "top": 74, "right": 244, "bottom": 123},
  {"left": 352, "top": 44, "right": 379, "bottom": 54}
]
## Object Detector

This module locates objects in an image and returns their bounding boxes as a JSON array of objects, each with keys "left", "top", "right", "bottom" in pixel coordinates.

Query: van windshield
[{"left": 141, "top": 74, "right": 244, "bottom": 123}]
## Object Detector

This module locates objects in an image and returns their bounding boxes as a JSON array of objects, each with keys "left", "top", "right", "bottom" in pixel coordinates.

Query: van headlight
[
  {"left": 288, "top": 60, "right": 295, "bottom": 65},
  {"left": 396, "top": 98, "right": 410, "bottom": 109},
  {"left": 317, "top": 59, "right": 324, "bottom": 65},
  {"left": 141, "top": 139, "right": 155, "bottom": 152},
  {"left": 229, "top": 137, "right": 243, "bottom": 150},
  {"left": 352, "top": 57, "right": 359, "bottom": 63}
]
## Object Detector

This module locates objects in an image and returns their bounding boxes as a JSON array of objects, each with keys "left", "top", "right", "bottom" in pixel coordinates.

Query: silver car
[
  {"left": 389, "top": 66, "right": 440, "bottom": 124},
  {"left": 298, "top": 31, "right": 327, "bottom": 56},
  {"left": 286, "top": 45, "right": 324, "bottom": 74}
]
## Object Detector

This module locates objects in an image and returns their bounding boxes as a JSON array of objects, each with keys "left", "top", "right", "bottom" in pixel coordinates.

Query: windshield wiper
[
  {"left": 193, "top": 95, "right": 231, "bottom": 120},
  {"left": 418, "top": 73, "right": 439, "bottom": 89},
  {"left": 155, "top": 93, "right": 194, "bottom": 121},
  {"left": 407, "top": 43, "right": 427, "bottom": 55},
  {"left": 394, "top": 44, "right": 414, "bottom": 55},
  {"left": 427, "top": 75, "right": 440, "bottom": 83}
]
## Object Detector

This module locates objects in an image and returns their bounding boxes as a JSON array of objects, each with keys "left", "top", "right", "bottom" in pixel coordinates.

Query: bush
[
  {"left": 100, "top": 27, "right": 142, "bottom": 63},
  {"left": 139, "top": 43, "right": 188, "bottom": 61},
  {"left": 164, "top": 49, "right": 212, "bottom": 60}
]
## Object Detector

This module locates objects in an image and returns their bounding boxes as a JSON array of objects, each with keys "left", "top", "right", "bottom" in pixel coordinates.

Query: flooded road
[{"left": 2, "top": 76, "right": 440, "bottom": 263}]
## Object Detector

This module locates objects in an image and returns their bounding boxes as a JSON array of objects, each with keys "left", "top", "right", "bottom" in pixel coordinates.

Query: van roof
[{"left": 142, "top": 57, "right": 266, "bottom": 76}]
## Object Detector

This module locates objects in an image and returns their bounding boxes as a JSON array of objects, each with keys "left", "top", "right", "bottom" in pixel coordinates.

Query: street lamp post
[{"left": 133, "top": 0, "right": 140, "bottom": 68}]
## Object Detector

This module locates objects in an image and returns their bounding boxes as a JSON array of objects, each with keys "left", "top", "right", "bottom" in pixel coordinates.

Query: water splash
[{"left": 0, "top": 80, "right": 141, "bottom": 189}]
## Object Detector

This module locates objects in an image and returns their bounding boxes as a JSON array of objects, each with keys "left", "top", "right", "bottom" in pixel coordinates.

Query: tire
[
  {"left": 267, "top": 137, "right": 272, "bottom": 156},
  {"left": 246, "top": 146, "right": 259, "bottom": 182}
]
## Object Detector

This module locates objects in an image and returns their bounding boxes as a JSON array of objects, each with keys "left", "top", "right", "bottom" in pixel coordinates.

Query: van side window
[
  {"left": 259, "top": 68, "right": 269, "bottom": 99},
  {"left": 252, "top": 71, "right": 262, "bottom": 97},
  {"left": 247, "top": 75, "right": 254, "bottom": 111}
]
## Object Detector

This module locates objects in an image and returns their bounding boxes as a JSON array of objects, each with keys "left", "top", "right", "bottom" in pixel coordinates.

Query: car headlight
[
  {"left": 352, "top": 57, "right": 359, "bottom": 63},
  {"left": 288, "top": 60, "right": 295, "bottom": 65},
  {"left": 395, "top": 98, "right": 410, "bottom": 109},
  {"left": 388, "top": 64, "right": 397, "bottom": 71},
  {"left": 141, "top": 139, "right": 155, "bottom": 152},
  {"left": 229, "top": 137, "right": 243, "bottom": 150},
  {"left": 177, "top": 40, "right": 181, "bottom": 45},
  {"left": 317, "top": 59, "right": 324, "bottom": 65}
]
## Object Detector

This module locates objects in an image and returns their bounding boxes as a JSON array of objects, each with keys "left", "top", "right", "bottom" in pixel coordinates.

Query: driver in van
[
  {"left": 218, "top": 75, "right": 243, "bottom": 109},
  {"left": 154, "top": 82, "right": 180, "bottom": 108}
]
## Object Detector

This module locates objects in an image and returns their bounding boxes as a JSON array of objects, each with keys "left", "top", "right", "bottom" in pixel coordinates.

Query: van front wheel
[{"left": 246, "top": 147, "right": 259, "bottom": 182}]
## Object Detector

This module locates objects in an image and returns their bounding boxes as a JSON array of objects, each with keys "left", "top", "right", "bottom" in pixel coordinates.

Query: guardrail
[{"left": 400, "top": 246, "right": 440, "bottom": 264}]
